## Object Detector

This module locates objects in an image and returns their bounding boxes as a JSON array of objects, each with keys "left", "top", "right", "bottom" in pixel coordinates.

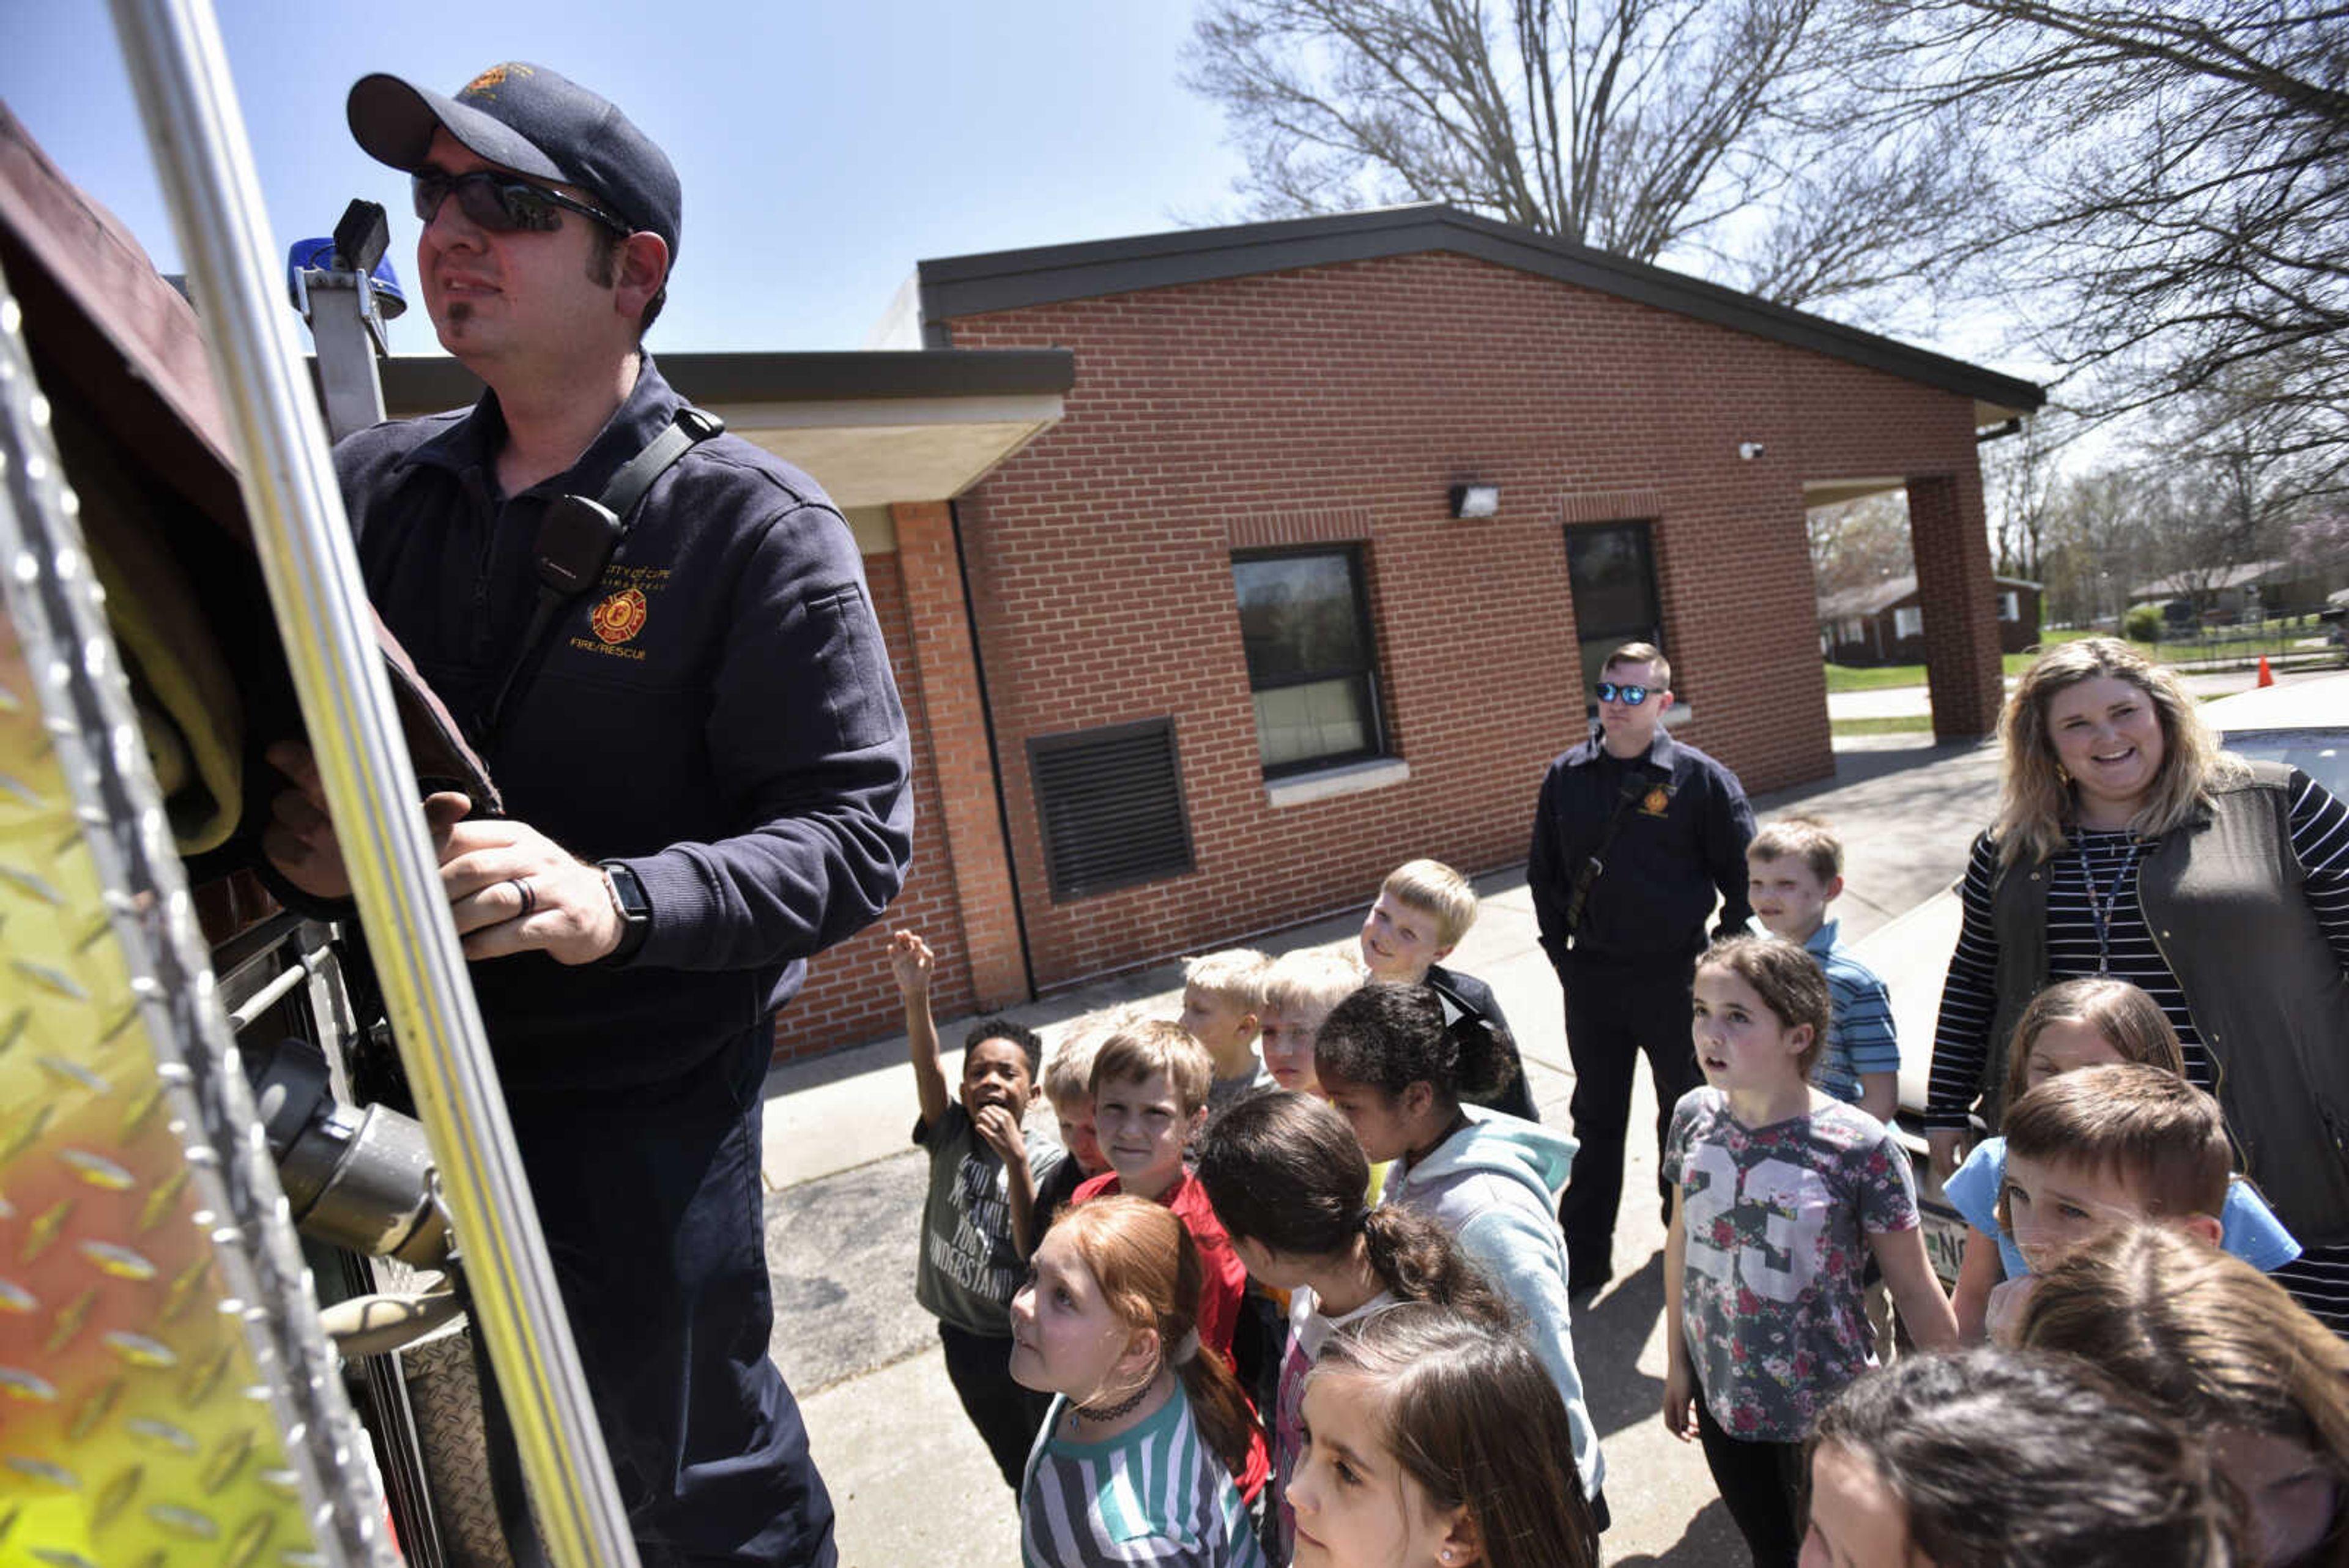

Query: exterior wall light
[{"left": 1449, "top": 483, "right": 1501, "bottom": 518}]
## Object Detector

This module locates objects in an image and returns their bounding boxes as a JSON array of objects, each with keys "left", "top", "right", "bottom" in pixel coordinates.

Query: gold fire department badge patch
[{"left": 591, "top": 587, "right": 648, "bottom": 645}]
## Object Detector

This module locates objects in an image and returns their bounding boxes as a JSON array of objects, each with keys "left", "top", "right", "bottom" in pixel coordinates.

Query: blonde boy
[
  {"left": 1074, "top": 1021, "right": 1246, "bottom": 1362},
  {"left": 1181, "top": 948, "right": 1273, "bottom": 1117},
  {"left": 1258, "top": 949, "right": 1365, "bottom": 1094},
  {"left": 1045, "top": 1011, "right": 1140, "bottom": 1181},
  {"left": 1030, "top": 1017, "right": 1121, "bottom": 1243},
  {"left": 1359, "top": 858, "right": 1477, "bottom": 984},
  {"left": 1746, "top": 817, "right": 1899, "bottom": 1123},
  {"left": 1361, "top": 858, "right": 1537, "bottom": 1121}
]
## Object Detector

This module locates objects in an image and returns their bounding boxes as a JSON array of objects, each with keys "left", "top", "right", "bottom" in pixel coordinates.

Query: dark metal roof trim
[
  {"left": 918, "top": 204, "right": 2043, "bottom": 414},
  {"left": 367, "top": 347, "right": 1077, "bottom": 417}
]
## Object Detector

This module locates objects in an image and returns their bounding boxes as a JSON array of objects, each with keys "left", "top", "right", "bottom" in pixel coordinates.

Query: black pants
[
  {"left": 1556, "top": 953, "right": 1701, "bottom": 1273},
  {"left": 1693, "top": 1380, "right": 1805, "bottom": 1568},
  {"left": 938, "top": 1321, "right": 1055, "bottom": 1490},
  {"left": 507, "top": 1027, "right": 836, "bottom": 1567}
]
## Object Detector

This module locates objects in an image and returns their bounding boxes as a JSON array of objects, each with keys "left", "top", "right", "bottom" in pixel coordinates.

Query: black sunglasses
[
  {"left": 1594, "top": 681, "right": 1651, "bottom": 705},
  {"left": 412, "top": 169, "right": 628, "bottom": 236}
]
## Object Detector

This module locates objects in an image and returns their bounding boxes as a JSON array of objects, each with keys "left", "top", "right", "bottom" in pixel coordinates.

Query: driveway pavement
[{"left": 760, "top": 735, "right": 2009, "bottom": 1566}]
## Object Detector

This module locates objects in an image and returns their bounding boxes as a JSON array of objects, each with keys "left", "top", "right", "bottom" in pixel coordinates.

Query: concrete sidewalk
[{"left": 760, "top": 735, "right": 2005, "bottom": 1565}]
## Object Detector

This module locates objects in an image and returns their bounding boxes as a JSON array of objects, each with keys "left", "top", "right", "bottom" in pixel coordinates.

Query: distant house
[
  {"left": 2130, "top": 559, "right": 2349, "bottom": 622},
  {"left": 1820, "top": 573, "right": 2041, "bottom": 665}
]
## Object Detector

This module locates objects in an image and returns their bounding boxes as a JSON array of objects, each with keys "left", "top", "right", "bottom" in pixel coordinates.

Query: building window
[
  {"left": 1233, "top": 548, "right": 1384, "bottom": 775},
  {"left": 2000, "top": 590, "right": 2021, "bottom": 622},
  {"left": 1894, "top": 604, "right": 1924, "bottom": 639},
  {"left": 1565, "top": 522, "right": 1664, "bottom": 705}
]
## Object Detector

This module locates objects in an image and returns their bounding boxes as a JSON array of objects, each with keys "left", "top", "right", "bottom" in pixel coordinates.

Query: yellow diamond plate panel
[{"left": 0, "top": 608, "right": 330, "bottom": 1568}]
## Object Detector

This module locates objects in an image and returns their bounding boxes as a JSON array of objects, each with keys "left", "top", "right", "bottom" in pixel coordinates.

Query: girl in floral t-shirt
[{"left": 1661, "top": 936, "right": 1958, "bottom": 1568}]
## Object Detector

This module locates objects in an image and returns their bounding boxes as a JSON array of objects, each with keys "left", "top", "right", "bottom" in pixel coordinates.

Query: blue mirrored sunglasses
[{"left": 1594, "top": 681, "right": 1650, "bottom": 705}]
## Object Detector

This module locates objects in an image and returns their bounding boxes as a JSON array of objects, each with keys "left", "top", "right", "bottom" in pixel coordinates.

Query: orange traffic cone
[{"left": 2258, "top": 655, "right": 2275, "bottom": 687}]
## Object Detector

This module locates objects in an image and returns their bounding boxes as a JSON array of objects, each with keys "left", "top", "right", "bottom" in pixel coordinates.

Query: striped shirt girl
[{"left": 1020, "top": 1381, "right": 1265, "bottom": 1567}]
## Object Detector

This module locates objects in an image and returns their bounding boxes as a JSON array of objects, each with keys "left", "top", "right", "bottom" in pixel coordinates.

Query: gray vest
[{"left": 1987, "top": 762, "right": 2349, "bottom": 1244}]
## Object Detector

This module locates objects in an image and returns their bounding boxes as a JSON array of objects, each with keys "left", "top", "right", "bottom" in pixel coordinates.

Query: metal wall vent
[{"left": 1028, "top": 718, "right": 1197, "bottom": 902}]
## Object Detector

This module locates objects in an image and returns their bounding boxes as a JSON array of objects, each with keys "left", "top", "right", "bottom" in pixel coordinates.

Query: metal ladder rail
[{"left": 103, "top": 4, "right": 639, "bottom": 1564}]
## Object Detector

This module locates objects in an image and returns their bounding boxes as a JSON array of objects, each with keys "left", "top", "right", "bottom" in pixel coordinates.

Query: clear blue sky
[{"left": 4, "top": 2, "right": 1249, "bottom": 353}]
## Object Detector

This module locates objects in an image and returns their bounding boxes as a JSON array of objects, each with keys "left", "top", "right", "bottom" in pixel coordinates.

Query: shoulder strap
[
  {"left": 597, "top": 404, "right": 723, "bottom": 523},
  {"left": 477, "top": 405, "right": 723, "bottom": 747},
  {"left": 1562, "top": 765, "right": 1658, "bottom": 940}
]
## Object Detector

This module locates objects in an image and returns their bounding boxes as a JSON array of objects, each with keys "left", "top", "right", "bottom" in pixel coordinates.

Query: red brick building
[
  {"left": 398, "top": 204, "right": 2042, "bottom": 1060},
  {"left": 885, "top": 205, "right": 2042, "bottom": 1028}
]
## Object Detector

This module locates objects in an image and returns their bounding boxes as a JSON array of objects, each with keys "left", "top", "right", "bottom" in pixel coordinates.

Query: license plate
[{"left": 1919, "top": 1201, "right": 1969, "bottom": 1288}]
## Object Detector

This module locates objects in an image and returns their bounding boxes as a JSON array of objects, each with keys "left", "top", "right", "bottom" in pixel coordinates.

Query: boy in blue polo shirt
[{"left": 1746, "top": 817, "right": 1899, "bottom": 1122}]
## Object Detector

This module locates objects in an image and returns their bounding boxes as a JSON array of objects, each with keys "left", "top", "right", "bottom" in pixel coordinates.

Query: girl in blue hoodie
[{"left": 1311, "top": 981, "right": 1606, "bottom": 1528}]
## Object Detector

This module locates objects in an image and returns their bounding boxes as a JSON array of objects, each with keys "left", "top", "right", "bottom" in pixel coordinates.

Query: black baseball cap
[{"left": 347, "top": 62, "right": 681, "bottom": 260}]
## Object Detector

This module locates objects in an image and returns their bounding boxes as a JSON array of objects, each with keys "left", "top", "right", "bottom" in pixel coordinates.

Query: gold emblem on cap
[{"left": 461, "top": 62, "right": 533, "bottom": 99}]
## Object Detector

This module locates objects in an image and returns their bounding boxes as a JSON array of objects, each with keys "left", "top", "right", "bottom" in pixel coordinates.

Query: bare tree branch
[
  {"left": 1849, "top": 0, "right": 2346, "bottom": 485},
  {"left": 1184, "top": 0, "right": 1975, "bottom": 306}
]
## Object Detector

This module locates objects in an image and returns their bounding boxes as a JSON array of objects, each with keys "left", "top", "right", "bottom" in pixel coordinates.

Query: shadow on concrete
[
  {"left": 1608, "top": 1498, "right": 1746, "bottom": 1566},
  {"left": 1580, "top": 1252, "right": 1666, "bottom": 1440},
  {"left": 1756, "top": 736, "right": 1992, "bottom": 812},
  {"left": 765, "top": 1150, "right": 932, "bottom": 1395},
  {"left": 1747, "top": 737, "right": 2003, "bottom": 939}
]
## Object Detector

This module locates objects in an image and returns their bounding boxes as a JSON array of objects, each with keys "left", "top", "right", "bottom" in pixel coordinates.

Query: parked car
[{"left": 1858, "top": 671, "right": 2349, "bottom": 1286}]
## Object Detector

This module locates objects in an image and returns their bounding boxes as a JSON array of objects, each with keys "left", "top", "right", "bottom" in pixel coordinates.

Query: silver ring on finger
[{"left": 507, "top": 876, "right": 536, "bottom": 919}]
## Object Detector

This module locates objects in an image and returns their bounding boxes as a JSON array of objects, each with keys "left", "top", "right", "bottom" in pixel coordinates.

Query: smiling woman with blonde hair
[
  {"left": 1992, "top": 639, "right": 2244, "bottom": 869},
  {"left": 1921, "top": 637, "right": 2349, "bottom": 1332}
]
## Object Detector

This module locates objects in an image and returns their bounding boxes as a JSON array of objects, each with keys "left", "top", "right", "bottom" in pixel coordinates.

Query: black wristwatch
[{"left": 598, "top": 860, "right": 651, "bottom": 967}]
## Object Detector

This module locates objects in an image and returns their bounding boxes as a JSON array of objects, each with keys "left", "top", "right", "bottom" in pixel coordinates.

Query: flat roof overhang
[
  {"left": 369, "top": 348, "right": 1073, "bottom": 508},
  {"left": 1802, "top": 475, "right": 1907, "bottom": 508}
]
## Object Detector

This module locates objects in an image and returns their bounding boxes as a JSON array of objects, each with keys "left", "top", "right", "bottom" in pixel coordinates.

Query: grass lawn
[
  {"left": 1829, "top": 715, "right": 1936, "bottom": 736},
  {"left": 1817, "top": 624, "right": 2342, "bottom": 693},
  {"left": 1822, "top": 629, "right": 2100, "bottom": 693},
  {"left": 1820, "top": 663, "right": 1936, "bottom": 693}
]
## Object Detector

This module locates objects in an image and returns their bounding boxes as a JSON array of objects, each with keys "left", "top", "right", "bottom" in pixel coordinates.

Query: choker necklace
[{"left": 1075, "top": 1381, "right": 1154, "bottom": 1425}]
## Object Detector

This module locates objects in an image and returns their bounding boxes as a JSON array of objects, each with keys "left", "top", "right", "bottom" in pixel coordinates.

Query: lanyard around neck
[{"left": 2074, "top": 834, "right": 2145, "bottom": 976}]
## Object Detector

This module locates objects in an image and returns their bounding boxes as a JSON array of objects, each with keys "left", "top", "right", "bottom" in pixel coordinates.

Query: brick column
[
  {"left": 1907, "top": 472, "right": 2004, "bottom": 739},
  {"left": 891, "top": 502, "right": 1028, "bottom": 1009}
]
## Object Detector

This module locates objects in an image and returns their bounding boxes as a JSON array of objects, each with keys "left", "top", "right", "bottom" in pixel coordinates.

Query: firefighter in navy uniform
[
  {"left": 262, "top": 62, "right": 911, "bottom": 1566},
  {"left": 1527, "top": 641, "right": 1754, "bottom": 1299}
]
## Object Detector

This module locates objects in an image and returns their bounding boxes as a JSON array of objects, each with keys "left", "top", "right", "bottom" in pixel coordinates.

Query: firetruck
[{"left": 2, "top": 6, "right": 647, "bottom": 1563}]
